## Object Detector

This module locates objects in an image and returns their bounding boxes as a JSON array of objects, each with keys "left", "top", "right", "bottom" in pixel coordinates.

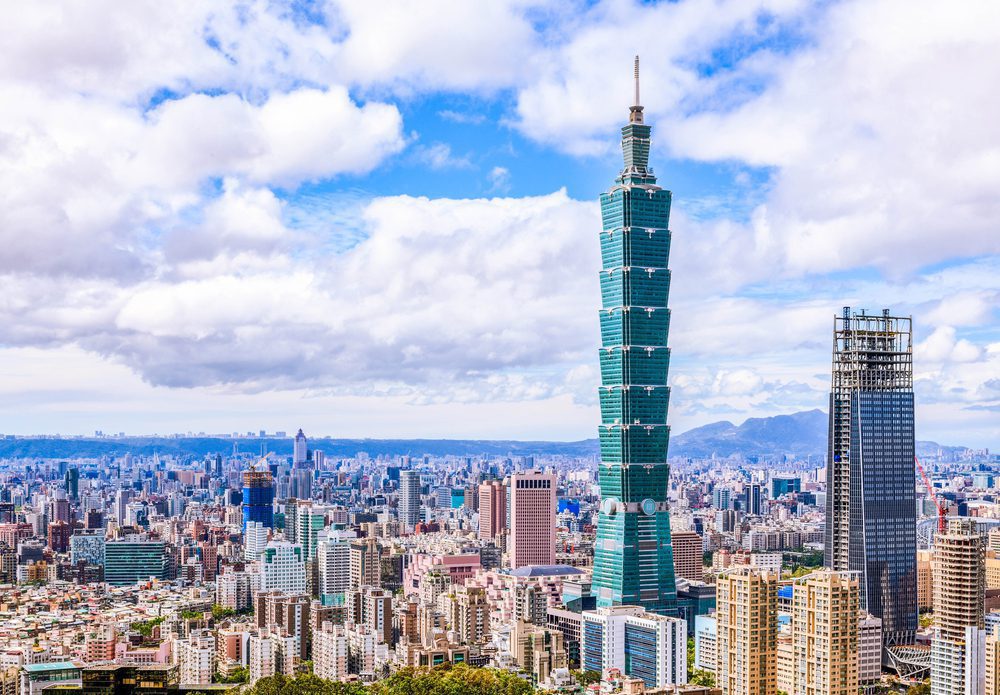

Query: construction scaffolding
[
  {"left": 825, "top": 306, "right": 918, "bottom": 658},
  {"left": 826, "top": 308, "right": 914, "bottom": 571}
]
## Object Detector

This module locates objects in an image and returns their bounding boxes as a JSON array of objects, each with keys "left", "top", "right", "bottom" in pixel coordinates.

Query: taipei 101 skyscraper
[{"left": 592, "top": 57, "right": 677, "bottom": 614}]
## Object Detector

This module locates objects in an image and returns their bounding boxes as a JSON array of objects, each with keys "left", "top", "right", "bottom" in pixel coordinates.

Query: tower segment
[{"left": 592, "top": 56, "right": 677, "bottom": 614}]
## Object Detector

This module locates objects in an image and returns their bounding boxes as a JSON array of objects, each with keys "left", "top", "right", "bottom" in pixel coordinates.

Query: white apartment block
[
  {"left": 580, "top": 605, "right": 687, "bottom": 689},
  {"left": 313, "top": 622, "right": 349, "bottom": 682},
  {"left": 174, "top": 630, "right": 215, "bottom": 685},
  {"left": 245, "top": 522, "right": 269, "bottom": 562},
  {"left": 258, "top": 541, "right": 306, "bottom": 594}
]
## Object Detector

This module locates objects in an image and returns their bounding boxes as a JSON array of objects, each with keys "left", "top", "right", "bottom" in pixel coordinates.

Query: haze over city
[
  {"left": 1, "top": 1, "right": 997, "bottom": 447},
  {"left": 4, "top": 4, "right": 1000, "bottom": 695}
]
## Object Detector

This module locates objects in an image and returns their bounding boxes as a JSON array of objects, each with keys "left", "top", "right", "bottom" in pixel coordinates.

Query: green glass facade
[
  {"left": 104, "top": 539, "right": 168, "bottom": 586},
  {"left": 592, "top": 83, "right": 677, "bottom": 615}
]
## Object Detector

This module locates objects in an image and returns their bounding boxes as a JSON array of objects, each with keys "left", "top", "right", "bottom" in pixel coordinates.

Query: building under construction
[
  {"left": 823, "top": 307, "right": 918, "bottom": 662},
  {"left": 242, "top": 466, "right": 274, "bottom": 532}
]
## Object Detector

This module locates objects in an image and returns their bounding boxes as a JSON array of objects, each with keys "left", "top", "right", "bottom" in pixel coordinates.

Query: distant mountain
[
  {"left": 0, "top": 436, "right": 600, "bottom": 461},
  {"left": 0, "top": 411, "right": 968, "bottom": 461},
  {"left": 669, "top": 410, "right": 970, "bottom": 459},
  {"left": 669, "top": 409, "right": 829, "bottom": 458}
]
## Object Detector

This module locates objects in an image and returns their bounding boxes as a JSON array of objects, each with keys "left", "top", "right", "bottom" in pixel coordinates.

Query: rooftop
[{"left": 509, "top": 565, "right": 585, "bottom": 578}]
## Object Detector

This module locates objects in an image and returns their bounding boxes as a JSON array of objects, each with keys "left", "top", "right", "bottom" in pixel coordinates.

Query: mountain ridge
[{"left": 0, "top": 410, "right": 967, "bottom": 460}]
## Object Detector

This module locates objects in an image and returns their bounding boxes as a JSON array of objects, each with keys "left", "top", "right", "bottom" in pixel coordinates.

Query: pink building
[
  {"left": 509, "top": 471, "right": 556, "bottom": 569},
  {"left": 403, "top": 552, "right": 482, "bottom": 596},
  {"left": 478, "top": 481, "right": 506, "bottom": 542}
]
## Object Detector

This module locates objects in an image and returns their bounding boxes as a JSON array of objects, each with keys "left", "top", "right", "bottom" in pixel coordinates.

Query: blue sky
[{"left": 0, "top": 0, "right": 997, "bottom": 449}]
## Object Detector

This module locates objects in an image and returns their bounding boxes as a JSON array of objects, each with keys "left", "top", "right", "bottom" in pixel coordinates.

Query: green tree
[
  {"left": 905, "top": 681, "right": 930, "bottom": 695},
  {"left": 374, "top": 664, "right": 533, "bottom": 695},
  {"left": 130, "top": 616, "right": 165, "bottom": 638},
  {"left": 216, "top": 666, "right": 249, "bottom": 684},
  {"left": 573, "top": 670, "right": 601, "bottom": 687},
  {"left": 212, "top": 604, "right": 237, "bottom": 621},
  {"left": 690, "top": 669, "right": 715, "bottom": 687}
]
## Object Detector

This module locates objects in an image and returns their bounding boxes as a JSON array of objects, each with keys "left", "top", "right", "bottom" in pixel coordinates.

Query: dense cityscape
[
  {"left": 1, "top": 56, "right": 997, "bottom": 695},
  {"left": 3, "top": 1, "right": 1000, "bottom": 694}
]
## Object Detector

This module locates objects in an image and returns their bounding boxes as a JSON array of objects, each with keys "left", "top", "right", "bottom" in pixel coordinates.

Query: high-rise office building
[
  {"left": 258, "top": 541, "right": 306, "bottom": 594},
  {"left": 592, "top": 57, "right": 676, "bottom": 614},
  {"left": 114, "top": 488, "right": 131, "bottom": 525},
  {"left": 824, "top": 307, "right": 917, "bottom": 649},
  {"left": 716, "top": 567, "right": 778, "bottom": 695},
  {"left": 242, "top": 467, "right": 275, "bottom": 531},
  {"left": 478, "top": 480, "right": 507, "bottom": 542},
  {"left": 290, "top": 468, "right": 312, "bottom": 501},
  {"left": 771, "top": 477, "right": 801, "bottom": 498},
  {"left": 743, "top": 484, "right": 762, "bottom": 516},
  {"left": 290, "top": 501, "right": 326, "bottom": 561},
  {"left": 932, "top": 519, "right": 986, "bottom": 695},
  {"left": 104, "top": 537, "right": 168, "bottom": 586},
  {"left": 399, "top": 470, "right": 421, "bottom": 531},
  {"left": 790, "top": 571, "right": 859, "bottom": 695},
  {"left": 509, "top": 471, "right": 556, "bottom": 569},
  {"left": 70, "top": 529, "right": 106, "bottom": 567},
  {"left": 713, "top": 488, "right": 732, "bottom": 510},
  {"left": 317, "top": 532, "right": 353, "bottom": 601},
  {"left": 349, "top": 537, "right": 382, "bottom": 590},
  {"left": 293, "top": 428, "right": 308, "bottom": 465},
  {"left": 581, "top": 605, "right": 687, "bottom": 688},
  {"left": 64, "top": 467, "right": 79, "bottom": 500},
  {"left": 245, "top": 521, "right": 269, "bottom": 561},
  {"left": 670, "top": 531, "right": 704, "bottom": 582}
]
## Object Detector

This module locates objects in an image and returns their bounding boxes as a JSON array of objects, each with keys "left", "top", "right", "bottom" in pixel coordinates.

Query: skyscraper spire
[
  {"left": 592, "top": 61, "right": 675, "bottom": 615},
  {"left": 630, "top": 54, "right": 644, "bottom": 124}
]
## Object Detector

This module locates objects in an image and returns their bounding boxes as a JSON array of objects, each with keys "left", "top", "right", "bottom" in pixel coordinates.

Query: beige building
[
  {"left": 790, "top": 571, "right": 859, "bottom": 695},
  {"left": 918, "top": 549, "right": 934, "bottom": 610},
  {"left": 671, "top": 531, "right": 704, "bottom": 582},
  {"left": 776, "top": 633, "right": 793, "bottom": 695},
  {"left": 716, "top": 567, "right": 778, "bottom": 695},
  {"left": 931, "top": 518, "right": 986, "bottom": 695},
  {"left": 448, "top": 585, "right": 491, "bottom": 645},
  {"left": 986, "top": 552, "right": 1000, "bottom": 590},
  {"left": 511, "top": 619, "right": 568, "bottom": 684},
  {"left": 986, "top": 626, "right": 1000, "bottom": 695},
  {"left": 349, "top": 537, "right": 382, "bottom": 590},
  {"left": 988, "top": 529, "right": 1000, "bottom": 554}
]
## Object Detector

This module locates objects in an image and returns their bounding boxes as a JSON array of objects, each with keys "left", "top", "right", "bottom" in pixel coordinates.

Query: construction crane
[{"left": 915, "top": 455, "right": 946, "bottom": 534}]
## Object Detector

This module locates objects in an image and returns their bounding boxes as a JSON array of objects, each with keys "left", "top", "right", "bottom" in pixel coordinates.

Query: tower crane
[{"left": 915, "top": 455, "right": 946, "bottom": 534}]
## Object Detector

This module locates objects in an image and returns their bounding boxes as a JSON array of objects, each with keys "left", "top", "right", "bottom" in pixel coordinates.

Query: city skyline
[
  {"left": 0, "top": 2, "right": 998, "bottom": 448},
  {"left": 593, "top": 66, "right": 678, "bottom": 614}
]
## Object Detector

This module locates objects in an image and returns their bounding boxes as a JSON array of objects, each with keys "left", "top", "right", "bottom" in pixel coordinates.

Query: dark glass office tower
[
  {"left": 592, "top": 57, "right": 676, "bottom": 615},
  {"left": 824, "top": 307, "right": 917, "bottom": 649}
]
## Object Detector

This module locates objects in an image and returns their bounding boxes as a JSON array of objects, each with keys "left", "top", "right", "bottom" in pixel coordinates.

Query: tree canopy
[{"left": 244, "top": 665, "right": 534, "bottom": 695}]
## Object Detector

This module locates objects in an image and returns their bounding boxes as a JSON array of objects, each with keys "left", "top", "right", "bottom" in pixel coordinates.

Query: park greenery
[
  {"left": 244, "top": 664, "right": 535, "bottom": 695},
  {"left": 216, "top": 666, "right": 249, "bottom": 684},
  {"left": 129, "top": 616, "right": 165, "bottom": 637}
]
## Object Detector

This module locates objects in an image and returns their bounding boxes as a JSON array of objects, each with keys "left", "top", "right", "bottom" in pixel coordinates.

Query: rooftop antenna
[
  {"left": 629, "top": 55, "right": 644, "bottom": 124},
  {"left": 634, "top": 55, "right": 640, "bottom": 106}
]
